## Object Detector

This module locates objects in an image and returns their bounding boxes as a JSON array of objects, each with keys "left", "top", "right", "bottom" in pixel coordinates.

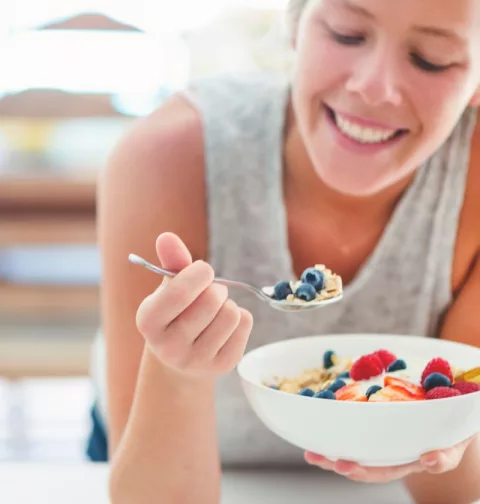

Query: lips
[{"left": 324, "top": 105, "right": 408, "bottom": 145}]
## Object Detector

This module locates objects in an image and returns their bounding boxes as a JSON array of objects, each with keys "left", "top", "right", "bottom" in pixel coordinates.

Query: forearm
[
  {"left": 405, "top": 434, "right": 480, "bottom": 504},
  {"left": 109, "top": 347, "right": 221, "bottom": 504}
]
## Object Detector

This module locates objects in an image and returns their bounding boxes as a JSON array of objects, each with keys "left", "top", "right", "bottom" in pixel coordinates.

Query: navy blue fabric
[{"left": 86, "top": 402, "right": 108, "bottom": 462}]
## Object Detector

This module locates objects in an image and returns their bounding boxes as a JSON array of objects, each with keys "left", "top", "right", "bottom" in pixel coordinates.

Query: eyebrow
[
  {"left": 412, "top": 26, "right": 466, "bottom": 44},
  {"left": 338, "top": 0, "right": 374, "bottom": 19},
  {"left": 338, "top": 0, "right": 466, "bottom": 45}
]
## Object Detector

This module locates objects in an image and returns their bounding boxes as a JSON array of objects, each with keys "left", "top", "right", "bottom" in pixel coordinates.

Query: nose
[{"left": 345, "top": 44, "right": 402, "bottom": 108}]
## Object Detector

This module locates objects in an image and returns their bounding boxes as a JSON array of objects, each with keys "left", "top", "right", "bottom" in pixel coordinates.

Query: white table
[{"left": 0, "top": 463, "right": 413, "bottom": 503}]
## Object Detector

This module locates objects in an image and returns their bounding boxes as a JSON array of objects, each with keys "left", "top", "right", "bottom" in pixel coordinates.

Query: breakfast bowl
[{"left": 236, "top": 334, "right": 480, "bottom": 467}]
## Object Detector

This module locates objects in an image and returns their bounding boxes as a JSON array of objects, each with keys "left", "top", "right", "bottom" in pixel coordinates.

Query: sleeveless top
[{"left": 91, "top": 71, "right": 478, "bottom": 467}]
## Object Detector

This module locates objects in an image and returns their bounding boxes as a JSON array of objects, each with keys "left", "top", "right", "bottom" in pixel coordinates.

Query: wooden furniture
[
  {"left": 0, "top": 175, "right": 99, "bottom": 378},
  {"left": 0, "top": 175, "right": 99, "bottom": 318},
  {"left": 0, "top": 12, "right": 139, "bottom": 378}
]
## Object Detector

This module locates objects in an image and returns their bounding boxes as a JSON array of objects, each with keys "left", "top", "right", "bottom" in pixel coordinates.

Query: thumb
[{"left": 155, "top": 232, "right": 193, "bottom": 279}]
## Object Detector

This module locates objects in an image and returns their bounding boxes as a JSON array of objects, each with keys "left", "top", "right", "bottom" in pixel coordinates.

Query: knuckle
[
  {"left": 214, "top": 355, "right": 236, "bottom": 375},
  {"left": 215, "top": 333, "right": 249, "bottom": 375},
  {"left": 192, "top": 260, "right": 215, "bottom": 283},
  {"left": 157, "top": 340, "right": 190, "bottom": 369},
  {"left": 221, "top": 299, "right": 241, "bottom": 325},
  {"left": 168, "top": 284, "right": 195, "bottom": 310},
  {"left": 136, "top": 295, "right": 158, "bottom": 337},
  {"left": 207, "top": 283, "right": 229, "bottom": 307},
  {"left": 239, "top": 308, "right": 254, "bottom": 329}
]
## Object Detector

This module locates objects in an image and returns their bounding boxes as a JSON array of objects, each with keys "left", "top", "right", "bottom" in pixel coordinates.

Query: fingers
[
  {"left": 192, "top": 299, "right": 242, "bottom": 359},
  {"left": 212, "top": 308, "right": 253, "bottom": 373},
  {"left": 420, "top": 436, "right": 474, "bottom": 474},
  {"left": 136, "top": 260, "right": 215, "bottom": 335},
  {"left": 307, "top": 436, "right": 473, "bottom": 483},
  {"left": 344, "top": 461, "right": 423, "bottom": 483},
  {"left": 135, "top": 232, "right": 254, "bottom": 377},
  {"left": 305, "top": 452, "right": 423, "bottom": 483},
  {"left": 156, "top": 232, "right": 193, "bottom": 273},
  {"left": 164, "top": 283, "right": 230, "bottom": 343},
  {"left": 304, "top": 453, "right": 336, "bottom": 471}
]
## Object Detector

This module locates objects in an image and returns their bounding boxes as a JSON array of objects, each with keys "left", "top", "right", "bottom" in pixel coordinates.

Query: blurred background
[{"left": 0, "top": 0, "right": 290, "bottom": 462}]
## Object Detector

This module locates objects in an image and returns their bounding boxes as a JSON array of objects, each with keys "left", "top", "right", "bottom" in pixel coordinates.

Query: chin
[{"left": 314, "top": 165, "right": 397, "bottom": 197}]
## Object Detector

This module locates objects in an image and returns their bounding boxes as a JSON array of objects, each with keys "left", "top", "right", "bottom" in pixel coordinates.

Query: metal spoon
[{"left": 128, "top": 254, "right": 343, "bottom": 312}]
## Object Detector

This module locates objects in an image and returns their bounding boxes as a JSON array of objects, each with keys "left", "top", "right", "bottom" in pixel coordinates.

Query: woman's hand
[
  {"left": 304, "top": 436, "right": 474, "bottom": 483},
  {"left": 136, "top": 232, "right": 253, "bottom": 379}
]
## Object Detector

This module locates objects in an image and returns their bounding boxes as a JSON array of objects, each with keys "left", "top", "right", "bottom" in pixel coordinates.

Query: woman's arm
[
  {"left": 97, "top": 95, "right": 222, "bottom": 503},
  {"left": 405, "top": 253, "right": 480, "bottom": 504},
  {"left": 405, "top": 117, "right": 480, "bottom": 504}
]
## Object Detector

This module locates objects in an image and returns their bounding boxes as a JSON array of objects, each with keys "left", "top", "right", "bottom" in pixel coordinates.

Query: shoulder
[
  {"left": 463, "top": 111, "right": 480, "bottom": 242},
  {"left": 97, "top": 91, "right": 208, "bottom": 260},
  {"left": 185, "top": 71, "right": 290, "bottom": 129},
  {"left": 109, "top": 92, "right": 204, "bottom": 173},
  {"left": 452, "top": 109, "right": 480, "bottom": 292}
]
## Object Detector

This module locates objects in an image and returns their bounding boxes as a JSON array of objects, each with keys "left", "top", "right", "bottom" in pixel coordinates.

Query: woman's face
[{"left": 291, "top": 0, "right": 480, "bottom": 196}]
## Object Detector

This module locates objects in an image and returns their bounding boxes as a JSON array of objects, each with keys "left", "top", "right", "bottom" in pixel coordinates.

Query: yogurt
[{"left": 343, "top": 356, "right": 427, "bottom": 395}]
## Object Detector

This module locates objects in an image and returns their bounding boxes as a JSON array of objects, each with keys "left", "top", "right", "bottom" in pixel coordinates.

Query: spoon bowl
[{"left": 128, "top": 254, "right": 343, "bottom": 312}]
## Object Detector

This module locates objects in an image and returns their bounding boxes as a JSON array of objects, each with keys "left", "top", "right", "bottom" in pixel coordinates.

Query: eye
[
  {"left": 330, "top": 29, "right": 365, "bottom": 46},
  {"left": 410, "top": 53, "right": 450, "bottom": 73}
]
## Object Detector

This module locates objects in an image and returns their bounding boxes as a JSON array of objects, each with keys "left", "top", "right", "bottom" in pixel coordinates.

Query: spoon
[{"left": 128, "top": 254, "right": 343, "bottom": 312}]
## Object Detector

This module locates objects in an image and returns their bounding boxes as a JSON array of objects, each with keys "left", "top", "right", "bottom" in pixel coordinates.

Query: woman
[{"left": 95, "top": 0, "right": 480, "bottom": 502}]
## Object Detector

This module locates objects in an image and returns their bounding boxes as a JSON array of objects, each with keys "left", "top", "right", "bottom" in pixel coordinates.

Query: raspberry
[
  {"left": 350, "top": 354, "right": 384, "bottom": 381},
  {"left": 421, "top": 358, "right": 453, "bottom": 386},
  {"left": 426, "top": 387, "right": 461, "bottom": 400},
  {"left": 374, "top": 349, "right": 397, "bottom": 370},
  {"left": 453, "top": 382, "right": 480, "bottom": 395}
]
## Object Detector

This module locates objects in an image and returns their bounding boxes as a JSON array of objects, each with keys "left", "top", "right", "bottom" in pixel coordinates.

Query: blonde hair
[{"left": 287, "top": 0, "right": 309, "bottom": 38}]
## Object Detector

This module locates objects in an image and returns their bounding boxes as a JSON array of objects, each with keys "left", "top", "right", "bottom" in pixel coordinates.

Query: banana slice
[{"left": 455, "top": 367, "right": 480, "bottom": 384}]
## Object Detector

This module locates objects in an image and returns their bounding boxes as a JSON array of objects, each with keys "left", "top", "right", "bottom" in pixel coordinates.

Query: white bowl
[{"left": 237, "top": 334, "right": 480, "bottom": 467}]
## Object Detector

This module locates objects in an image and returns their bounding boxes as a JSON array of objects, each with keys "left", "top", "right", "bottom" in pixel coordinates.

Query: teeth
[{"left": 334, "top": 113, "right": 398, "bottom": 144}]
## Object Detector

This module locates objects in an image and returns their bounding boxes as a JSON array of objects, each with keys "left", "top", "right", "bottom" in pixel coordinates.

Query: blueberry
[
  {"left": 300, "top": 267, "right": 325, "bottom": 291},
  {"left": 338, "top": 371, "right": 350, "bottom": 379},
  {"left": 387, "top": 359, "right": 407, "bottom": 372},
  {"left": 328, "top": 379, "right": 346, "bottom": 393},
  {"left": 299, "top": 388, "right": 315, "bottom": 397},
  {"left": 423, "top": 372, "right": 452, "bottom": 391},
  {"left": 295, "top": 283, "right": 317, "bottom": 301},
  {"left": 323, "top": 350, "right": 337, "bottom": 369},
  {"left": 273, "top": 281, "right": 292, "bottom": 300},
  {"left": 366, "top": 385, "right": 382, "bottom": 399},
  {"left": 313, "top": 390, "right": 336, "bottom": 400}
]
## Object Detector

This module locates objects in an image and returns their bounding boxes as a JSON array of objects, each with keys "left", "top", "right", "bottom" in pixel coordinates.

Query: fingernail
[{"left": 422, "top": 458, "right": 437, "bottom": 467}]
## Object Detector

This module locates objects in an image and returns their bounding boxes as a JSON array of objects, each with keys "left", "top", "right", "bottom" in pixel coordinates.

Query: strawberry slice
[
  {"left": 335, "top": 383, "right": 367, "bottom": 402},
  {"left": 384, "top": 376, "right": 426, "bottom": 400},
  {"left": 368, "top": 385, "right": 414, "bottom": 402}
]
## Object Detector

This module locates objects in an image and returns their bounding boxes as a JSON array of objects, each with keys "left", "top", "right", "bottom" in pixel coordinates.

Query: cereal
[
  {"left": 266, "top": 349, "right": 480, "bottom": 402},
  {"left": 266, "top": 352, "right": 352, "bottom": 394},
  {"left": 271, "top": 265, "right": 342, "bottom": 303}
]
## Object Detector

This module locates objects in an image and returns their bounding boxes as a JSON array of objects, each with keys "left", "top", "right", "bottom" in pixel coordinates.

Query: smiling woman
[
  {"left": 291, "top": 0, "right": 480, "bottom": 195},
  {"left": 95, "top": 1, "right": 480, "bottom": 503}
]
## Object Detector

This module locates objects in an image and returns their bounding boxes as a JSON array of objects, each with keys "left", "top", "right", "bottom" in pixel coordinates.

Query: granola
[{"left": 271, "top": 264, "right": 343, "bottom": 304}]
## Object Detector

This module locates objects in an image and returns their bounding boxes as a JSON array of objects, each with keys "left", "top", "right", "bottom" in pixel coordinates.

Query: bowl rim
[{"left": 236, "top": 332, "right": 480, "bottom": 407}]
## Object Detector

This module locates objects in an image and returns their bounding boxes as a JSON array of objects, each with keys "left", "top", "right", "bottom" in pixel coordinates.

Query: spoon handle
[
  {"left": 128, "top": 254, "right": 265, "bottom": 299},
  {"left": 129, "top": 254, "right": 176, "bottom": 278}
]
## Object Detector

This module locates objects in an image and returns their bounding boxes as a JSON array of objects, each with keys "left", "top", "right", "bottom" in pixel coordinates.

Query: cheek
[
  {"left": 294, "top": 38, "right": 354, "bottom": 96},
  {"left": 408, "top": 72, "right": 473, "bottom": 137}
]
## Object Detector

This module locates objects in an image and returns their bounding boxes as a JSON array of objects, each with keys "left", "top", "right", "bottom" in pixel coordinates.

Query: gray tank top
[{"left": 92, "top": 71, "right": 477, "bottom": 467}]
